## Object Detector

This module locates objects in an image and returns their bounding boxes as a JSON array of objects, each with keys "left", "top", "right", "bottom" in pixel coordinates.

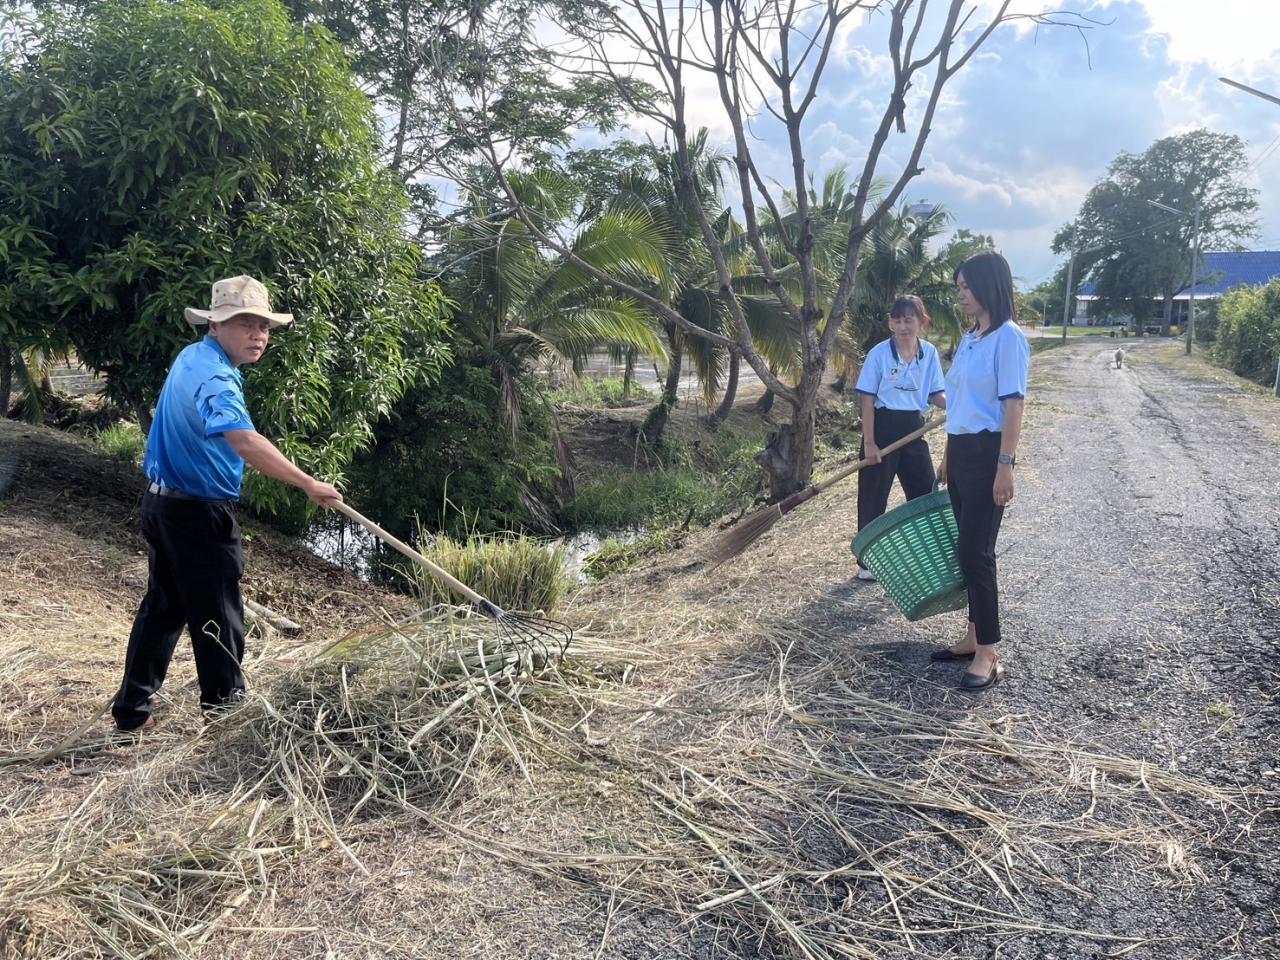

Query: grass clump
[
  {"left": 583, "top": 529, "right": 684, "bottom": 579},
  {"left": 567, "top": 430, "right": 766, "bottom": 534},
  {"left": 412, "top": 529, "right": 571, "bottom": 612},
  {"left": 94, "top": 421, "right": 145, "bottom": 463},
  {"left": 548, "top": 376, "right": 655, "bottom": 409}
]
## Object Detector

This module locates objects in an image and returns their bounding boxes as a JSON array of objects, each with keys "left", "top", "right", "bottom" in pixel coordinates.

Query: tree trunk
[
  {"left": 622, "top": 348, "right": 635, "bottom": 401},
  {"left": 755, "top": 379, "right": 818, "bottom": 500},
  {"left": 1161, "top": 293, "right": 1173, "bottom": 336},
  {"left": 641, "top": 324, "right": 682, "bottom": 444},
  {"left": 0, "top": 346, "right": 11, "bottom": 418},
  {"left": 133, "top": 401, "right": 153, "bottom": 436},
  {"left": 713, "top": 349, "right": 739, "bottom": 421},
  {"left": 754, "top": 387, "right": 775, "bottom": 414}
]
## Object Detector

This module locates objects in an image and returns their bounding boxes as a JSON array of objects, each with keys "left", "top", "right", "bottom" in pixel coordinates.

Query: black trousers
[
  {"left": 112, "top": 491, "right": 246, "bottom": 730},
  {"left": 946, "top": 431, "right": 1005, "bottom": 646},
  {"left": 857, "top": 408, "right": 937, "bottom": 552}
]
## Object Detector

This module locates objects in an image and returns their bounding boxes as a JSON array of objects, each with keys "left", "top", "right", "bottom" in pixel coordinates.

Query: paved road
[
  {"left": 968, "top": 338, "right": 1279, "bottom": 956},
  {"left": 783, "top": 337, "right": 1279, "bottom": 958}
]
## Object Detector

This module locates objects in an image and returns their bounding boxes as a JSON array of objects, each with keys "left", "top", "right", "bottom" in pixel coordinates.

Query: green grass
[
  {"left": 411, "top": 530, "right": 571, "bottom": 613},
  {"left": 548, "top": 376, "right": 656, "bottom": 409},
  {"left": 583, "top": 528, "right": 684, "bottom": 579},
  {"left": 95, "top": 422, "right": 145, "bottom": 463},
  {"left": 565, "top": 429, "right": 765, "bottom": 533},
  {"left": 1038, "top": 325, "right": 1119, "bottom": 338}
]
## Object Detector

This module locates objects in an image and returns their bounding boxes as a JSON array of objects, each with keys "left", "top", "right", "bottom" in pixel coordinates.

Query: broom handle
[
  {"left": 812, "top": 414, "right": 947, "bottom": 496},
  {"left": 331, "top": 501, "right": 499, "bottom": 615}
]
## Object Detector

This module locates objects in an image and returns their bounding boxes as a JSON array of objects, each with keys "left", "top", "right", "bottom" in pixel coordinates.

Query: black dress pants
[
  {"left": 946, "top": 431, "right": 1005, "bottom": 646},
  {"left": 857, "top": 408, "right": 937, "bottom": 546},
  {"left": 112, "top": 491, "right": 246, "bottom": 730}
]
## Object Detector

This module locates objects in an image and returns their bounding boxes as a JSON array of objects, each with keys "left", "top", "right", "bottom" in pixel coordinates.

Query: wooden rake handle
[
  {"left": 796, "top": 414, "right": 947, "bottom": 506},
  {"left": 330, "top": 501, "right": 499, "bottom": 615}
]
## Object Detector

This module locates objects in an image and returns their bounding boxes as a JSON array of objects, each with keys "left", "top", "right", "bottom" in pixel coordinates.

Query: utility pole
[
  {"left": 1060, "top": 252, "right": 1075, "bottom": 343},
  {"left": 1146, "top": 198, "right": 1200, "bottom": 354},
  {"left": 1188, "top": 203, "right": 1200, "bottom": 355}
]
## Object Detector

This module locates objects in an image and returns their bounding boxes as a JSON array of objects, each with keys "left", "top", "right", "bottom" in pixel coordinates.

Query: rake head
[{"left": 487, "top": 606, "right": 573, "bottom": 669}]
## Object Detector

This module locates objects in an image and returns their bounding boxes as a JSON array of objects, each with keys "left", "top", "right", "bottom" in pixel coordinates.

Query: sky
[{"left": 608, "top": 0, "right": 1280, "bottom": 290}]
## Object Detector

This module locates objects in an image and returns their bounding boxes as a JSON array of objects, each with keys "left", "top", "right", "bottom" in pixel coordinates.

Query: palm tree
[
  {"left": 436, "top": 170, "right": 672, "bottom": 441},
  {"left": 609, "top": 137, "right": 798, "bottom": 439}
]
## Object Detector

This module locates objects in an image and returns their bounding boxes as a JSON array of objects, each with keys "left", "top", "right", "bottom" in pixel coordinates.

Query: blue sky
[{"left": 657, "top": 0, "right": 1280, "bottom": 289}]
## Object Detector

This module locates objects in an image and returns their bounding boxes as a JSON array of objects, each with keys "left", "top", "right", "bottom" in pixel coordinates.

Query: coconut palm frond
[
  {"left": 539, "top": 296, "right": 670, "bottom": 367},
  {"left": 676, "top": 287, "right": 729, "bottom": 407},
  {"left": 550, "top": 207, "right": 678, "bottom": 301}
]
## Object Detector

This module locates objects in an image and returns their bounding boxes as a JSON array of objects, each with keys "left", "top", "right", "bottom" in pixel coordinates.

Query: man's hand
[
  {"left": 993, "top": 463, "right": 1015, "bottom": 506},
  {"left": 937, "top": 452, "right": 948, "bottom": 486},
  {"left": 304, "top": 479, "right": 343, "bottom": 508},
  {"left": 864, "top": 442, "right": 883, "bottom": 465}
]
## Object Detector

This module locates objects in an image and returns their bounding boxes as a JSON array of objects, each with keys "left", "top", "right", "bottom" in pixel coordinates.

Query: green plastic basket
[{"left": 851, "top": 487, "right": 967, "bottom": 622}]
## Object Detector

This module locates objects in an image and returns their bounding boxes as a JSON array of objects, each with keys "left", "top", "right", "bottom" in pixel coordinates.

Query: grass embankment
[{"left": 557, "top": 377, "right": 863, "bottom": 577}]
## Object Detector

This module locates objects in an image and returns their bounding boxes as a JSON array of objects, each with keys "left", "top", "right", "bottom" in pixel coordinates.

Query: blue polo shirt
[
  {"left": 143, "top": 336, "right": 256, "bottom": 500},
  {"left": 944, "top": 321, "right": 1030, "bottom": 435},
  {"left": 855, "top": 337, "right": 945, "bottom": 412}
]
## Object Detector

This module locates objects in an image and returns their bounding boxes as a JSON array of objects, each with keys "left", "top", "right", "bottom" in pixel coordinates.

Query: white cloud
[{"left": 1093, "top": 0, "right": 1280, "bottom": 69}]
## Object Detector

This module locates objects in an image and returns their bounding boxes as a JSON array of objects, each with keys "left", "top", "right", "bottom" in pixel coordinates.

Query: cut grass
[
  {"left": 411, "top": 529, "right": 572, "bottom": 613},
  {"left": 93, "top": 421, "right": 145, "bottom": 464}
]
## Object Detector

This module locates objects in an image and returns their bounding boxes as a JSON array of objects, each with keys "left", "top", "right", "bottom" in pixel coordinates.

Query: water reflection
[{"left": 302, "top": 514, "right": 640, "bottom": 587}]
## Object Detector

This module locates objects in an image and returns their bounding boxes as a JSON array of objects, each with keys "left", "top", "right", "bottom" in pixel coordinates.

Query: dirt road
[{"left": 851, "top": 337, "right": 1280, "bottom": 956}]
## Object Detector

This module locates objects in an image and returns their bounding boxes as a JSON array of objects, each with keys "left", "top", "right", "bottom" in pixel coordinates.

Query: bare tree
[{"left": 466, "top": 0, "right": 1088, "bottom": 497}]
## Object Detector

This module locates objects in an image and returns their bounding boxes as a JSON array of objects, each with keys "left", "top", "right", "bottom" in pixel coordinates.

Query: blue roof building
[
  {"left": 1080, "top": 250, "right": 1280, "bottom": 300},
  {"left": 1074, "top": 250, "right": 1280, "bottom": 326}
]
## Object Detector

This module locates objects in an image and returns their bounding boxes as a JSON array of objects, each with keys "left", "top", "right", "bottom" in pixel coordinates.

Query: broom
[{"left": 710, "top": 414, "right": 947, "bottom": 566}]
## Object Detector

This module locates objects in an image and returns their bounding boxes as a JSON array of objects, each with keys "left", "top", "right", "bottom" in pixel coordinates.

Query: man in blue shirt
[{"left": 113, "top": 276, "right": 342, "bottom": 733}]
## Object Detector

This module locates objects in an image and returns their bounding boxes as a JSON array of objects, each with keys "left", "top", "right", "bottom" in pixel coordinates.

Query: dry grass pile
[
  {"left": 0, "top": 606, "right": 630, "bottom": 959},
  {"left": 437, "top": 608, "right": 1253, "bottom": 959}
]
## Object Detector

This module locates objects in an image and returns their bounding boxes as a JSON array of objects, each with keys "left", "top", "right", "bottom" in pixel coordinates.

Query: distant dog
[{"left": 1114, "top": 347, "right": 1125, "bottom": 370}]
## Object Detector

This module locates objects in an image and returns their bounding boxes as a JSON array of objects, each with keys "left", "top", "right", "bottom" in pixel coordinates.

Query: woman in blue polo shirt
[
  {"left": 854, "top": 295, "right": 947, "bottom": 580},
  {"left": 934, "top": 252, "right": 1030, "bottom": 691}
]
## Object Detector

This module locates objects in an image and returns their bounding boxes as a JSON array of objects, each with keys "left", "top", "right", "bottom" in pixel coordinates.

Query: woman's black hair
[
  {"left": 954, "top": 251, "right": 1016, "bottom": 335},
  {"left": 889, "top": 295, "right": 930, "bottom": 327}
]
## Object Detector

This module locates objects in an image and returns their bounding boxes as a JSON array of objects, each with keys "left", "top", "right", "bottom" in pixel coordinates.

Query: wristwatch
[{"left": 997, "top": 453, "right": 1017, "bottom": 467}]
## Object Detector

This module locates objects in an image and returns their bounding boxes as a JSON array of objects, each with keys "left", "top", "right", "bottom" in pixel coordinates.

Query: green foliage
[
  {"left": 547, "top": 376, "right": 655, "bottom": 408},
  {"left": 412, "top": 530, "right": 570, "bottom": 613},
  {"left": 1055, "top": 130, "right": 1258, "bottom": 326},
  {"left": 564, "top": 430, "right": 764, "bottom": 533},
  {"left": 582, "top": 528, "right": 682, "bottom": 580},
  {"left": 349, "top": 350, "right": 564, "bottom": 539},
  {"left": 282, "top": 0, "right": 654, "bottom": 223},
  {"left": 95, "top": 422, "right": 145, "bottom": 464},
  {"left": 0, "top": 0, "right": 450, "bottom": 515},
  {"left": 1214, "top": 281, "right": 1280, "bottom": 387}
]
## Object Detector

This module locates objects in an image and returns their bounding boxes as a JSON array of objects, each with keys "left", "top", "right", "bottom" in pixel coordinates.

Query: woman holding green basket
[{"left": 934, "top": 252, "right": 1029, "bottom": 691}]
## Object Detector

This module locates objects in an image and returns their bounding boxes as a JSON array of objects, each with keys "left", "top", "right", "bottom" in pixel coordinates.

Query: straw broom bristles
[{"left": 709, "top": 416, "right": 946, "bottom": 566}]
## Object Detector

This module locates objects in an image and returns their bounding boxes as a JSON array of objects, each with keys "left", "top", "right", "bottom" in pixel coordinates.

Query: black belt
[{"left": 147, "top": 482, "right": 200, "bottom": 500}]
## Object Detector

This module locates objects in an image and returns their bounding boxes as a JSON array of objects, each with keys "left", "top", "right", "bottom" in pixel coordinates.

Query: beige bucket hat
[{"left": 184, "top": 275, "right": 294, "bottom": 328}]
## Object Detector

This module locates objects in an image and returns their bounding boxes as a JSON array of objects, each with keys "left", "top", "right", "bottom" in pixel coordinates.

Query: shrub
[
  {"left": 564, "top": 430, "right": 764, "bottom": 533},
  {"left": 412, "top": 531, "right": 570, "bottom": 613},
  {"left": 95, "top": 422, "right": 145, "bottom": 464},
  {"left": 548, "top": 377, "right": 655, "bottom": 409},
  {"left": 350, "top": 350, "right": 564, "bottom": 539},
  {"left": 1214, "top": 281, "right": 1280, "bottom": 387}
]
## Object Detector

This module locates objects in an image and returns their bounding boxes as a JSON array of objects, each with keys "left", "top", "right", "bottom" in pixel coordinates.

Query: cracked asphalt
[{"left": 977, "top": 337, "right": 1279, "bottom": 957}]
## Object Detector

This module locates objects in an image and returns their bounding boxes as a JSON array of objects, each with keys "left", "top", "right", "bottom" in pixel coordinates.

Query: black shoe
[
  {"left": 959, "top": 660, "right": 1003, "bottom": 691},
  {"left": 930, "top": 648, "right": 976, "bottom": 662},
  {"left": 112, "top": 715, "right": 156, "bottom": 740}
]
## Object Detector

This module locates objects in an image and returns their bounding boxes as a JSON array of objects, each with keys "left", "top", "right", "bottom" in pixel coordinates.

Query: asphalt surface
[
  {"left": 765, "top": 337, "right": 1280, "bottom": 959},
  {"left": 936, "top": 338, "right": 1279, "bottom": 958}
]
